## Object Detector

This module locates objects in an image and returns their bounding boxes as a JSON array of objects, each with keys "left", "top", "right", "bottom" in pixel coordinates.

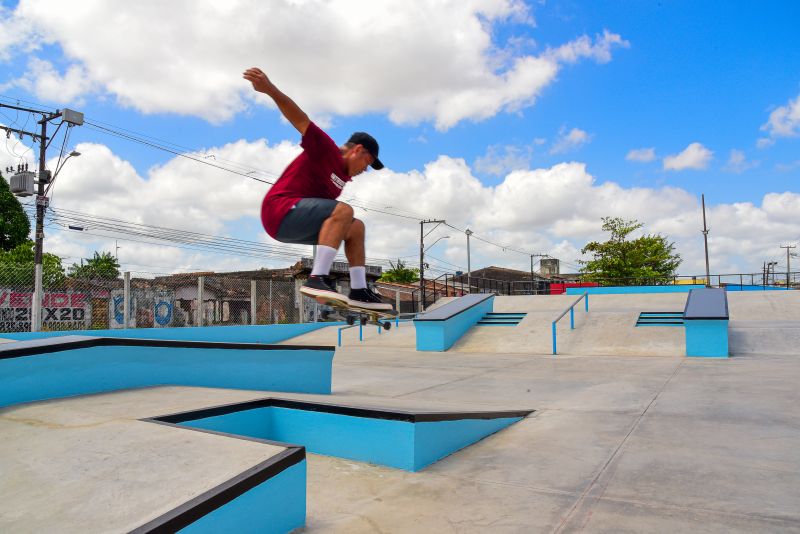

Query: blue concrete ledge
[
  {"left": 0, "top": 336, "right": 335, "bottom": 408},
  {"left": 684, "top": 288, "right": 729, "bottom": 358},
  {"left": 723, "top": 285, "right": 792, "bottom": 292},
  {"left": 154, "top": 398, "right": 533, "bottom": 472},
  {"left": 566, "top": 285, "right": 705, "bottom": 295},
  {"left": 414, "top": 294, "right": 494, "bottom": 351},
  {"left": 132, "top": 444, "right": 306, "bottom": 534},
  {"left": 0, "top": 323, "right": 332, "bottom": 344}
]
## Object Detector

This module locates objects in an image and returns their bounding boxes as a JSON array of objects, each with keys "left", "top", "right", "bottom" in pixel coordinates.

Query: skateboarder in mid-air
[{"left": 244, "top": 67, "right": 393, "bottom": 313}]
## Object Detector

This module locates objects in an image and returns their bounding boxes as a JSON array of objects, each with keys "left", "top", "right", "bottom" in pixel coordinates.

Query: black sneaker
[
  {"left": 348, "top": 287, "right": 394, "bottom": 312},
  {"left": 301, "top": 275, "right": 348, "bottom": 306}
]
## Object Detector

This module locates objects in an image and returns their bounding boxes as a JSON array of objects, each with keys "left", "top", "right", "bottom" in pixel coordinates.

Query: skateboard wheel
[
  {"left": 383, "top": 321, "right": 391, "bottom": 330},
  {"left": 346, "top": 316, "right": 355, "bottom": 326},
  {"left": 360, "top": 316, "right": 368, "bottom": 326}
]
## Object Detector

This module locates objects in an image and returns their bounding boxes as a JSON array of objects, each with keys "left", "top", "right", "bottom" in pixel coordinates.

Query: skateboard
[{"left": 315, "top": 296, "right": 397, "bottom": 330}]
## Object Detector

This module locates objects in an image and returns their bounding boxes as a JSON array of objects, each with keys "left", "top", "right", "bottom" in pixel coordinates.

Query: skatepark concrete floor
[{"left": 1, "top": 291, "right": 799, "bottom": 532}]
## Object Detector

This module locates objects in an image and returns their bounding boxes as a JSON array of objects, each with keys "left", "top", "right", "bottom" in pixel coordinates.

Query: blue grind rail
[
  {"left": 155, "top": 398, "right": 533, "bottom": 472},
  {"left": 414, "top": 294, "right": 494, "bottom": 351},
  {"left": 552, "top": 292, "right": 589, "bottom": 355},
  {"left": 0, "top": 336, "right": 335, "bottom": 408}
]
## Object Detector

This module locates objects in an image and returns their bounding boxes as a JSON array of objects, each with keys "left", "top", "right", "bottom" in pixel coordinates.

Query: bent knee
[
  {"left": 333, "top": 202, "right": 355, "bottom": 220},
  {"left": 347, "top": 218, "right": 365, "bottom": 239}
]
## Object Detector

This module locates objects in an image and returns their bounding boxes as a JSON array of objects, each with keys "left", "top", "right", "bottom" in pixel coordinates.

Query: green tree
[
  {"left": 69, "top": 251, "right": 121, "bottom": 280},
  {"left": 579, "top": 217, "right": 682, "bottom": 284},
  {"left": 0, "top": 240, "right": 67, "bottom": 287},
  {"left": 0, "top": 173, "right": 32, "bottom": 251},
  {"left": 378, "top": 259, "right": 419, "bottom": 284}
]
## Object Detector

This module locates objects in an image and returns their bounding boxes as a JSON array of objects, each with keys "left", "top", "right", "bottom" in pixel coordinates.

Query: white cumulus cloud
[
  {"left": 474, "top": 144, "right": 533, "bottom": 176},
  {"left": 15, "top": 138, "right": 798, "bottom": 278},
  {"left": 550, "top": 127, "right": 592, "bottom": 154},
  {"left": 722, "top": 149, "right": 758, "bottom": 173},
  {"left": 663, "top": 142, "right": 713, "bottom": 171},
  {"left": 626, "top": 147, "right": 656, "bottom": 162},
  {"left": 6, "top": 0, "right": 627, "bottom": 129},
  {"left": 760, "top": 92, "right": 800, "bottom": 140}
]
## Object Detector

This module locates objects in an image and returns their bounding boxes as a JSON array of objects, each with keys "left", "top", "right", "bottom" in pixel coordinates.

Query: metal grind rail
[
  {"left": 551, "top": 291, "right": 589, "bottom": 355},
  {"left": 337, "top": 312, "right": 418, "bottom": 347}
]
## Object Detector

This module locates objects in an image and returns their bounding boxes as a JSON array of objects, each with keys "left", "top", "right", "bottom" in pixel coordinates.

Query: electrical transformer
[{"left": 10, "top": 170, "right": 35, "bottom": 196}]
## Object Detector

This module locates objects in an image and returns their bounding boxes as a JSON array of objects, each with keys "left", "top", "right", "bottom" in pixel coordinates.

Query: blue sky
[{"left": 1, "top": 1, "right": 799, "bottom": 277}]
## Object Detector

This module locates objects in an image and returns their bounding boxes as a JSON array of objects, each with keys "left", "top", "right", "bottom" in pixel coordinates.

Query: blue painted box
[{"left": 415, "top": 294, "right": 494, "bottom": 351}]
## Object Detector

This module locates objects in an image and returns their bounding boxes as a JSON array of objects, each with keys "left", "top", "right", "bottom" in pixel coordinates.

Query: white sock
[
  {"left": 349, "top": 266, "right": 367, "bottom": 289},
  {"left": 311, "top": 245, "right": 338, "bottom": 276}
]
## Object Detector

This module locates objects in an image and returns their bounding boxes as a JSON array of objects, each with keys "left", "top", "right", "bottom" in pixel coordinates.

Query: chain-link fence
[{"left": 0, "top": 268, "right": 300, "bottom": 334}]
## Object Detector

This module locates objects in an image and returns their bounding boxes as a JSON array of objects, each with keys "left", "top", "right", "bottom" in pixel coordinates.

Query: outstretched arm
[{"left": 243, "top": 67, "right": 310, "bottom": 136}]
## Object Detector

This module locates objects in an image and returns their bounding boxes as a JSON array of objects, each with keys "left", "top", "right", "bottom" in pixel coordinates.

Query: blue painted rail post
[{"left": 552, "top": 291, "right": 589, "bottom": 356}]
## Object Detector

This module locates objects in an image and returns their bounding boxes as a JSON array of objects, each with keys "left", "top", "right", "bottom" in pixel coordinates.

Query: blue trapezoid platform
[{"left": 151, "top": 398, "right": 534, "bottom": 472}]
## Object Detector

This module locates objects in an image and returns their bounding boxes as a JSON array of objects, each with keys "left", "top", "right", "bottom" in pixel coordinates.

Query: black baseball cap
[{"left": 348, "top": 132, "right": 384, "bottom": 170}]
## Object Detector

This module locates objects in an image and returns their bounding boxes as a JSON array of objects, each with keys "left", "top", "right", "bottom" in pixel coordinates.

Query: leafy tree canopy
[
  {"left": 579, "top": 217, "right": 682, "bottom": 284},
  {"left": 0, "top": 240, "right": 66, "bottom": 287},
  {"left": 69, "top": 251, "right": 121, "bottom": 280},
  {"left": 378, "top": 259, "right": 419, "bottom": 284},
  {"left": 0, "top": 173, "right": 32, "bottom": 252}
]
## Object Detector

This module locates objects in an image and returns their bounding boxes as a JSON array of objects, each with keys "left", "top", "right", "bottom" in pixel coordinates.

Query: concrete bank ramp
[
  {"left": 451, "top": 294, "right": 688, "bottom": 356},
  {"left": 728, "top": 291, "right": 800, "bottom": 355}
]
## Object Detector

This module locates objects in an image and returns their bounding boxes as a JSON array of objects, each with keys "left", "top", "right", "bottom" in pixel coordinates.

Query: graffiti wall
[
  {"left": 0, "top": 289, "right": 92, "bottom": 332},
  {"left": 109, "top": 289, "right": 180, "bottom": 328}
]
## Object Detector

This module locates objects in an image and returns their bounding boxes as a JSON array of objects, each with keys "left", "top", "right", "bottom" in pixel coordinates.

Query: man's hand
[
  {"left": 243, "top": 67, "right": 310, "bottom": 135},
  {"left": 243, "top": 67, "right": 274, "bottom": 95}
]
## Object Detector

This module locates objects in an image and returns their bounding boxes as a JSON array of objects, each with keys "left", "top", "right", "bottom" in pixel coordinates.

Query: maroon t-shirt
[{"left": 261, "top": 122, "right": 352, "bottom": 237}]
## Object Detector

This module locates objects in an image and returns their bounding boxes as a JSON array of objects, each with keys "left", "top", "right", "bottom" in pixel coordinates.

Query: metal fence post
[
  {"left": 31, "top": 264, "right": 42, "bottom": 332},
  {"left": 123, "top": 272, "right": 131, "bottom": 328},
  {"left": 250, "top": 279, "right": 257, "bottom": 325},
  {"left": 269, "top": 278, "right": 273, "bottom": 324},
  {"left": 197, "top": 276, "right": 204, "bottom": 327},
  {"left": 296, "top": 278, "right": 305, "bottom": 323},
  {"left": 396, "top": 289, "right": 401, "bottom": 312}
]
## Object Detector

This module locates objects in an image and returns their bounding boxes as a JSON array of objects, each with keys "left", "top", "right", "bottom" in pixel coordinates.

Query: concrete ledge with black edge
[
  {"left": 130, "top": 440, "right": 306, "bottom": 534},
  {"left": 565, "top": 284, "right": 706, "bottom": 295},
  {"left": 414, "top": 293, "right": 495, "bottom": 351},
  {"left": 150, "top": 397, "right": 533, "bottom": 472},
  {"left": 0, "top": 323, "right": 334, "bottom": 343},
  {"left": 683, "top": 287, "right": 729, "bottom": 358},
  {"left": 0, "top": 335, "right": 336, "bottom": 408}
]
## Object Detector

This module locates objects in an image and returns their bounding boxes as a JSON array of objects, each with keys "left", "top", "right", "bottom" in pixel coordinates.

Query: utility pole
[
  {"left": 780, "top": 245, "right": 796, "bottom": 289},
  {"left": 465, "top": 229, "right": 472, "bottom": 293},
  {"left": 1, "top": 103, "right": 83, "bottom": 331},
  {"left": 528, "top": 254, "right": 548, "bottom": 294},
  {"left": 419, "top": 219, "right": 445, "bottom": 311},
  {"left": 701, "top": 194, "right": 711, "bottom": 287}
]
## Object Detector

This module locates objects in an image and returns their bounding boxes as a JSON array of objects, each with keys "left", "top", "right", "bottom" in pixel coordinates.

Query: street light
[
  {"left": 52, "top": 150, "right": 81, "bottom": 183},
  {"left": 45, "top": 150, "right": 81, "bottom": 194},
  {"left": 424, "top": 235, "right": 449, "bottom": 253}
]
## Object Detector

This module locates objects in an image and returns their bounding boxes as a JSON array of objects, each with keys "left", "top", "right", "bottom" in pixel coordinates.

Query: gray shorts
[{"left": 275, "top": 198, "right": 339, "bottom": 245}]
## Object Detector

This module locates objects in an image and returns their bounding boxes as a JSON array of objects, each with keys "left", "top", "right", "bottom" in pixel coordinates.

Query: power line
[
  {"left": 23, "top": 203, "right": 410, "bottom": 270},
  {"left": 5, "top": 93, "right": 571, "bottom": 269}
]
